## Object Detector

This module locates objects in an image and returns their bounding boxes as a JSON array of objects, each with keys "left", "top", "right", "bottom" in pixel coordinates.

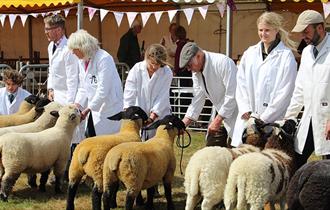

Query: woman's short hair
[
  {"left": 67, "top": 29, "right": 100, "bottom": 60},
  {"left": 3, "top": 69, "right": 25, "bottom": 85},
  {"left": 145, "top": 44, "right": 171, "bottom": 68}
]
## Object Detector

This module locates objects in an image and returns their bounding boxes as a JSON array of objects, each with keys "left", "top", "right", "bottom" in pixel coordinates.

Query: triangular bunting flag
[
  {"left": 19, "top": 14, "right": 28, "bottom": 27},
  {"left": 30, "top": 13, "right": 38, "bottom": 18},
  {"left": 114, "top": 12, "right": 124, "bottom": 27},
  {"left": 323, "top": 2, "right": 330, "bottom": 19},
  {"left": 141, "top": 12, "right": 152, "bottom": 27},
  {"left": 100, "top": 9, "right": 109, "bottom": 22},
  {"left": 87, "top": 7, "right": 97, "bottom": 21},
  {"left": 183, "top": 8, "right": 194, "bottom": 25},
  {"left": 154, "top": 11, "right": 163, "bottom": 24},
  {"left": 167, "top": 10, "right": 177, "bottom": 23},
  {"left": 8, "top": 14, "right": 17, "bottom": 29},
  {"left": 41, "top": 13, "right": 47, "bottom": 17},
  {"left": 64, "top": 8, "right": 70, "bottom": 17},
  {"left": 0, "top": 15, "right": 6, "bottom": 27},
  {"left": 126, "top": 12, "right": 138, "bottom": 27},
  {"left": 216, "top": 2, "right": 225, "bottom": 18},
  {"left": 198, "top": 5, "right": 208, "bottom": 20}
]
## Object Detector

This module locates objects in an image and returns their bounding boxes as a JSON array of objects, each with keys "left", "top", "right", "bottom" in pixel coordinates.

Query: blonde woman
[
  {"left": 232, "top": 11, "right": 298, "bottom": 147},
  {"left": 124, "top": 43, "right": 173, "bottom": 140}
]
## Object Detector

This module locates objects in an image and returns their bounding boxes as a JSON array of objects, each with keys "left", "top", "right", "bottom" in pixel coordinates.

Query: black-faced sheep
[
  {"left": 184, "top": 144, "right": 260, "bottom": 210},
  {"left": 66, "top": 106, "right": 148, "bottom": 210},
  {"left": 224, "top": 120, "right": 297, "bottom": 210},
  {"left": 102, "top": 115, "right": 186, "bottom": 210},
  {"left": 0, "top": 105, "right": 81, "bottom": 201},
  {"left": 286, "top": 159, "right": 330, "bottom": 210}
]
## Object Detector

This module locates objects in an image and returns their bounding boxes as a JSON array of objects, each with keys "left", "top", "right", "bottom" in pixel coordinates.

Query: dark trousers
[{"left": 295, "top": 121, "right": 330, "bottom": 169}]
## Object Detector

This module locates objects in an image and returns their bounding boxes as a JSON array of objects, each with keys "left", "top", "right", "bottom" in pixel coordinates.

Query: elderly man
[
  {"left": 285, "top": 10, "right": 330, "bottom": 169},
  {"left": 179, "top": 42, "right": 238, "bottom": 146}
]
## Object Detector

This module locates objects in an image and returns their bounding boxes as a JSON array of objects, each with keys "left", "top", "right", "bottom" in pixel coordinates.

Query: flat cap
[
  {"left": 179, "top": 42, "right": 199, "bottom": 68},
  {"left": 292, "top": 10, "right": 324, "bottom": 33}
]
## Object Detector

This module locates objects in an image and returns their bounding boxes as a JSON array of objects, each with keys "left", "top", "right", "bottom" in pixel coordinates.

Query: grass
[{"left": 0, "top": 131, "right": 206, "bottom": 210}]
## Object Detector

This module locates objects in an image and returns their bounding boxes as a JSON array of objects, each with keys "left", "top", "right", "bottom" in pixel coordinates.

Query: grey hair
[
  {"left": 44, "top": 14, "right": 65, "bottom": 29},
  {"left": 67, "top": 29, "right": 100, "bottom": 60},
  {"left": 257, "top": 12, "right": 297, "bottom": 51}
]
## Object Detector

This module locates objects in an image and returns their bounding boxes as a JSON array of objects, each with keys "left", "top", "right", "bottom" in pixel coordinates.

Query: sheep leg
[
  {"left": 92, "top": 184, "right": 102, "bottom": 210},
  {"left": 185, "top": 193, "right": 201, "bottom": 210},
  {"left": 39, "top": 170, "right": 51, "bottom": 192},
  {"left": 27, "top": 174, "right": 37, "bottom": 188},
  {"left": 0, "top": 173, "right": 20, "bottom": 202},
  {"left": 125, "top": 192, "right": 135, "bottom": 210},
  {"left": 164, "top": 182, "right": 175, "bottom": 210},
  {"left": 145, "top": 186, "right": 155, "bottom": 210},
  {"left": 136, "top": 191, "right": 145, "bottom": 206},
  {"left": 66, "top": 181, "right": 80, "bottom": 210},
  {"left": 103, "top": 181, "right": 119, "bottom": 210},
  {"left": 54, "top": 174, "right": 63, "bottom": 194}
]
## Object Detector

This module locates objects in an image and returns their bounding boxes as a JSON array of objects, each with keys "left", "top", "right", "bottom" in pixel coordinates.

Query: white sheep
[
  {"left": 184, "top": 144, "right": 260, "bottom": 210},
  {"left": 0, "top": 96, "right": 50, "bottom": 128},
  {"left": 0, "top": 104, "right": 81, "bottom": 201},
  {"left": 102, "top": 115, "right": 186, "bottom": 210},
  {"left": 66, "top": 106, "right": 148, "bottom": 210},
  {"left": 224, "top": 120, "right": 297, "bottom": 210}
]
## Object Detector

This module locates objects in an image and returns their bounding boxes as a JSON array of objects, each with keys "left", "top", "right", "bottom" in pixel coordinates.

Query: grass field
[{"left": 0, "top": 131, "right": 206, "bottom": 210}]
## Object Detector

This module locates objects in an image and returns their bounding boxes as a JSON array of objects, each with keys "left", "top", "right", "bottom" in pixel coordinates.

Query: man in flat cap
[
  {"left": 179, "top": 42, "right": 238, "bottom": 147},
  {"left": 285, "top": 10, "right": 330, "bottom": 169}
]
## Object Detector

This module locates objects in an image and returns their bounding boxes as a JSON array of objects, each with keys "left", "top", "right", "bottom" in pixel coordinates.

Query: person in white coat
[
  {"left": 231, "top": 12, "right": 298, "bottom": 147},
  {"left": 179, "top": 42, "right": 238, "bottom": 146},
  {"left": 124, "top": 43, "right": 173, "bottom": 140},
  {"left": 285, "top": 10, "right": 330, "bottom": 168},
  {"left": 0, "top": 69, "right": 30, "bottom": 115},
  {"left": 68, "top": 29, "right": 123, "bottom": 136}
]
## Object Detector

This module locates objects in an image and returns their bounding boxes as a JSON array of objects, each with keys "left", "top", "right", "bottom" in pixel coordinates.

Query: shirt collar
[{"left": 54, "top": 35, "right": 65, "bottom": 47}]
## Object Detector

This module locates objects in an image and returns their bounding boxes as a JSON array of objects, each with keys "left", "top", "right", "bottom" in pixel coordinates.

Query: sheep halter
[{"left": 176, "top": 130, "right": 191, "bottom": 175}]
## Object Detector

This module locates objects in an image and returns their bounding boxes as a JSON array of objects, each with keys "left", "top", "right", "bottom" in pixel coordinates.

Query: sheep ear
[
  {"left": 35, "top": 106, "right": 45, "bottom": 113},
  {"left": 108, "top": 111, "right": 124, "bottom": 121},
  {"left": 144, "top": 120, "right": 161, "bottom": 130},
  {"left": 50, "top": 111, "right": 59, "bottom": 118}
]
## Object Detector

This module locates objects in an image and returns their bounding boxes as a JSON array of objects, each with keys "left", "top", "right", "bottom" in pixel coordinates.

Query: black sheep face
[
  {"left": 24, "top": 95, "right": 40, "bottom": 105},
  {"left": 107, "top": 106, "right": 148, "bottom": 122},
  {"left": 146, "top": 115, "right": 186, "bottom": 131}
]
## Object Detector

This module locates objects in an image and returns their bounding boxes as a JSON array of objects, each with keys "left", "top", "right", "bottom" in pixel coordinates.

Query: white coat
[
  {"left": 47, "top": 36, "right": 83, "bottom": 144},
  {"left": 160, "top": 34, "right": 177, "bottom": 66},
  {"left": 285, "top": 34, "right": 330, "bottom": 155},
  {"left": 232, "top": 41, "right": 297, "bottom": 147},
  {"left": 185, "top": 51, "right": 238, "bottom": 137},
  {"left": 75, "top": 49, "right": 123, "bottom": 136},
  {"left": 0, "top": 87, "right": 30, "bottom": 115}
]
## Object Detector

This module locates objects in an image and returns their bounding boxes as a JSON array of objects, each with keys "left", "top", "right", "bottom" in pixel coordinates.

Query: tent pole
[
  {"left": 77, "top": 0, "right": 83, "bottom": 29},
  {"left": 225, "top": 4, "right": 232, "bottom": 58}
]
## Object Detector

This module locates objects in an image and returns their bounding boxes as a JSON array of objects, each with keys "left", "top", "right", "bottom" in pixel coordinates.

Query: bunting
[{"left": 323, "top": 2, "right": 330, "bottom": 18}]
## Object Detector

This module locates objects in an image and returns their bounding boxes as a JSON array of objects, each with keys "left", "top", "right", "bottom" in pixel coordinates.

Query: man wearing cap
[
  {"left": 285, "top": 10, "right": 330, "bottom": 168},
  {"left": 179, "top": 42, "right": 238, "bottom": 146}
]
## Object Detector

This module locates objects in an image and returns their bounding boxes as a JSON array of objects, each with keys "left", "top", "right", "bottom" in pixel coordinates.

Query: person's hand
[
  {"left": 208, "top": 115, "right": 223, "bottom": 134},
  {"left": 241, "top": 112, "right": 251, "bottom": 120},
  {"left": 80, "top": 108, "right": 91, "bottom": 121},
  {"left": 48, "top": 89, "right": 54, "bottom": 101},
  {"left": 326, "top": 120, "right": 330, "bottom": 140},
  {"left": 182, "top": 117, "right": 192, "bottom": 127}
]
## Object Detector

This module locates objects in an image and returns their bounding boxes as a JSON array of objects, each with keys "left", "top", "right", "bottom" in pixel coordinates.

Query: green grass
[{"left": 0, "top": 131, "right": 206, "bottom": 210}]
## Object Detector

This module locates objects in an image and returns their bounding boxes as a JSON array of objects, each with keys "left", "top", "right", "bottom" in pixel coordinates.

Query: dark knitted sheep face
[
  {"left": 244, "top": 118, "right": 268, "bottom": 149},
  {"left": 24, "top": 95, "right": 40, "bottom": 104},
  {"left": 145, "top": 115, "right": 186, "bottom": 131},
  {"left": 264, "top": 125, "right": 295, "bottom": 157},
  {"left": 107, "top": 106, "right": 148, "bottom": 122}
]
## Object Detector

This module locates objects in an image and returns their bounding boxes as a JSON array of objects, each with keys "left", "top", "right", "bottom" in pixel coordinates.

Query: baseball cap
[
  {"left": 292, "top": 10, "right": 324, "bottom": 33},
  {"left": 179, "top": 42, "right": 199, "bottom": 68}
]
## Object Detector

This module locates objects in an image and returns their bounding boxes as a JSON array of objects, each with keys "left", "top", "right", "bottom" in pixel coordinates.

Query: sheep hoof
[{"left": 0, "top": 193, "right": 8, "bottom": 202}]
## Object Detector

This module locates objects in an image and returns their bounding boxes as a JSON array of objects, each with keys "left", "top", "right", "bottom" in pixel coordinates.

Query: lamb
[
  {"left": 66, "top": 106, "right": 148, "bottom": 210},
  {"left": 0, "top": 95, "right": 50, "bottom": 128},
  {"left": 224, "top": 120, "right": 297, "bottom": 210},
  {"left": 286, "top": 159, "right": 330, "bottom": 210},
  {"left": 0, "top": 104, "right": 81, "bottom": 201},
  {"left": 184, "top": 144, "right": 260, "bottom": 210},
  {"left": 102, "top": 115, "right": 186, "bottom": 210},
  {"left": 4, "top": 95, "right": 39, "bottom": 115}
]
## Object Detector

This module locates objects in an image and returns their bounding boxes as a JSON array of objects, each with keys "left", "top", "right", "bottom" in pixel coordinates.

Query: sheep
[
  {"left": 0, "top": 104, "right": 81, "bottom": 201},
  {"left": 5, "top": 95, "right": 39, "bottom": 115},
  {"left": 286, "top": 159, "right": 330, "bottom": 210},
  {"left": 102, "top": 115, "right": 186, "bottom": 210},
  {"left": 224, "top": 120, "right": 297, "bottom": 210},
  {"left": 184, "top": 144, "right": 260, "bottom": 210},
  {"left": 66, "top": 106, "right": 148, "bottom": 210},
  {"left": 0, "top": 96, "right": 50, "bottom": 128},
  {"left": 243, "top": 117, "right": 271, "bottom": 149}
]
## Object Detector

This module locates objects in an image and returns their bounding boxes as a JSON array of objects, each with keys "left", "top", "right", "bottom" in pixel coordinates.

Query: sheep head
[
  {"left": 243, "top": 117, "right": 268, "bottom": 149},
  {"left": 51, "top": 105, "right": 81, "bottom": 127},
  {"left": 108, "top": 106, "right": 148, "bottom": 123},
  {"left": 24, "top": 95, "right": 40, "bottom": 105},
  {"left": 145, "top": 115, "right": 186, "bottom": 132}
]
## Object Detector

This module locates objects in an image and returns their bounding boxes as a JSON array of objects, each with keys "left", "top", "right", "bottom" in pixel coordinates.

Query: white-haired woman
[
  {"left": 231, "top": 11, "right": 298, "bottom": 147},
  {"left": 124, "top": 43, "right": 173, "bottom": 140},
  {"left": 68, "top": 29, "right": 123, "bottom": 135}
]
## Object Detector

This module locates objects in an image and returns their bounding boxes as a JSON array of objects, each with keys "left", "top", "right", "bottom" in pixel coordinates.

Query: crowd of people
[{"left": 1, "top": 9, "right": 329, "bottom": 176}]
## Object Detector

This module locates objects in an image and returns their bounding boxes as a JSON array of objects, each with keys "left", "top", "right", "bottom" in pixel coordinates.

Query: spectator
[
  {"left": 160, "top": 22, "right": 177, "bottom": 67},
  {"left": 0, "top": 69, "right": 30, "bottom": 115},
  {"left": 124, "top": 43, "right": 173, "bottom": 140},
  {"left": 68, "top": 29, "right": 123, "bottom": 136},
  {"left": 231, "top": 11, "right": 297, "bottom": 147},
  {"left": 117, "top": 19, "right": 143, "bottom": 68},
  {"left": 179, "top": 42, "right": 238, "bottom": 147},
  {"left": 285, "top": 10, "right": 330, "bottom": 168}
]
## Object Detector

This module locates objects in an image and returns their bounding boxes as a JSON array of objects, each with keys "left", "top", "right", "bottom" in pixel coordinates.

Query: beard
[{"left": 310, "top": 31, "right": 321, "bottom": 46}]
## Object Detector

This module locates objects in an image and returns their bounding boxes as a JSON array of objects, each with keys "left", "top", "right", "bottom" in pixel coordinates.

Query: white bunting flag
[
  {"left": 167, "top": 10, "right": 177, "bottom": 23},
  {"left": 154, "top": 11, "right": 163, "bottom": 24},
  {"left": 323, "top": 2, "right": 330, "bottom": 19},
  {"left": 141, "top": 12, "right": 152, "bottom": 27},
  {"left": 30, "top": 13, "right": 38, "bottom": 18},
  {"left": 216, "top": 2, "right": 225, "bottom": 18},
  {"left": 114, "top": 12, "right": 124, "bottom": 27},
  {"left": 19, "top": 14, "right": 28, "bottom": 27},
  {"left": 87, "top": 7, "right": 97, "bottom": 21},
  {"left": 0, "top": 15, "right": 5, "bottom": 27},
  {"left": 100, "top": 9, "right": 109, "bottom": 22},
  {"left": 183, "top": 8, "right": 194, "bottom": 25},
  {"left": 126, "top": 12, "right": 138, "bottom": 27},
  {"left": 64, "top": 8, "right": 70, "bottom": 17},
  {"left": 8, "top": 14, "right": 17, "bottom": 29},
  {"left": 198, "top": 5, "right": 208, "bottom": 20}
]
